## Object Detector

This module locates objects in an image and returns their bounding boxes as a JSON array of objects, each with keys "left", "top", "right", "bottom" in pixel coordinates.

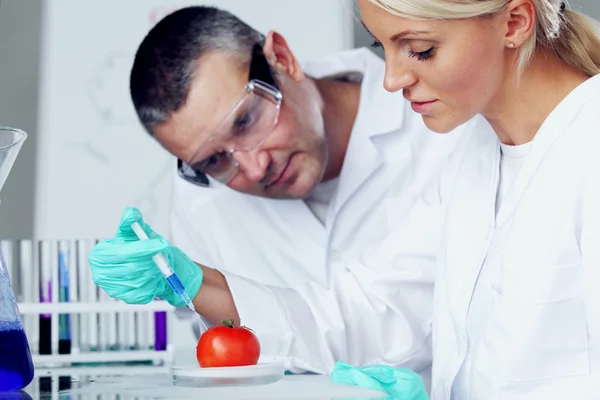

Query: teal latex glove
[
  {"left": 331, "top": 361, "right": 430, "bottom": 400},
  {"left": 88, "top": 206, "right": 203, "bottom": 308}
]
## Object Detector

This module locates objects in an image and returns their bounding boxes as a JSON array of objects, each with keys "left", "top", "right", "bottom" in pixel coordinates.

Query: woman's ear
[
  {"left": 503, "top": 0, "right": 536, "bottom": 48},
  {"left": 262, "top": 31, "right": 305, "bottom": 81}
]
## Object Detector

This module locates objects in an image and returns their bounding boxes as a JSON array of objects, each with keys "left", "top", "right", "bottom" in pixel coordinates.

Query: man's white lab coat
[{"left": 170, "top": 48, "right": 473, "bottom": 382}]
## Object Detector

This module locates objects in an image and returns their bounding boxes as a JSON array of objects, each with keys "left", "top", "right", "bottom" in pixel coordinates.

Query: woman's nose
[{"left": 383, "top": 57, "right": 417, "bottom": 93}]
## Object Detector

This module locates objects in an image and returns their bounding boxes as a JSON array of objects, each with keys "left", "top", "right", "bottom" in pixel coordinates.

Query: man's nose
[{"left": 232, "top": 149, "right": 271, "bottom": 183}]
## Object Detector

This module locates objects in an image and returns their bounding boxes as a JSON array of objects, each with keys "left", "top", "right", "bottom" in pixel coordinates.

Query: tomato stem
[
  {"left": 222, "top": 319, "right": 236, "bottom": 328},
  {"left": 221, "top": 319, "right": 256, "bottom": 333}
]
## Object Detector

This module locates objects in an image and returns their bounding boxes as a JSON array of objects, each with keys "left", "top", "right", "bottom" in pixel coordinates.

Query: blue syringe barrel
[
  {"left": 130, "top": 221, "right": 188, "bottom": 297},
  {"left": 165, "top": 273, "right": 186, "bottom": 296},
  {"left": 130, "top": 221, "right": 201, "bottom": 315}
]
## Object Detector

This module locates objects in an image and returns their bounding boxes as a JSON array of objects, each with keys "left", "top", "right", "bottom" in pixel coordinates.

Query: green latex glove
[
  {"left": 330, "top": 361, "right": 430, "bottom": 400},
  {"left": 88, "top": 206, "right": 203, "bottom": 308}
]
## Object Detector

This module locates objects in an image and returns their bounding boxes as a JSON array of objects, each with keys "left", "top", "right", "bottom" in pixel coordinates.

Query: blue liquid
[{"left": 0, "top": 324, "right": 34, "bottom": 391}]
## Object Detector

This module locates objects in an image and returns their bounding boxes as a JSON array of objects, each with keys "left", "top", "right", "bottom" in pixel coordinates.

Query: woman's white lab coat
[{"left": 431, "top": 75, "right": 600, "bottom": 399}]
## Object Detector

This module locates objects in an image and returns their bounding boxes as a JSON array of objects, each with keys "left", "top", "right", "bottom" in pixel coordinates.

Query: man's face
[{"left": 154, "top": 48, "right": 328, "bottom": 199}]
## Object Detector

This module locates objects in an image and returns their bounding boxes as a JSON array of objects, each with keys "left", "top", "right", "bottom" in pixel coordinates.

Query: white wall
[
  {"left": 0, "top": 0, "right": 353, "bottom": 241},
  {"left": 0, "top": 0, "right": 43, "bottom": 239},
  {"left": 0, "top": 0, "right": 353, "bottom": 360},
  {"left": 570, "top": 0, "right": 600, "bottom": 19}
]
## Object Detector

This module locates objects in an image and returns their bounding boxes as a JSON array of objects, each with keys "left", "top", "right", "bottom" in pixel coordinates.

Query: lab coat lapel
[
  {"left": 268, "top": 198, "right": 328, "bottom": 285},
  {"left": 330, "top": 53, "right": 406, "bottom": 219},
  {"left": 444, "top": 119, "right": 500, "bottom": 326},
  {"left": 331, "top": 131, "right": 383, "bottom": 219},
  {"left": 496, "top": 76, "right": 600, "bottom": 227}
]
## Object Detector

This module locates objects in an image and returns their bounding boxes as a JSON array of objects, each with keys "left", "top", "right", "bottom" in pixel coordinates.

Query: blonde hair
[{"left": 368, "top": 0, "right": 600, "bottom": 77}]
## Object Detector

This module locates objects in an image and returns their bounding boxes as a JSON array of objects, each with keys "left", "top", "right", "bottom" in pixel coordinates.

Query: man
[{"left": 89, "top": 6, "right": 475, "bottom": 382}]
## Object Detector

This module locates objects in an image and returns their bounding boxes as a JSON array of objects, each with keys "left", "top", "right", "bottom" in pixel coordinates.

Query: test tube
[
  {"left": 38, "top": 241, "right": 52, "bottom": 355},
  {"left": 57, "top": 240, "right": 71, "bottom": 355},
  {"left": 154, "top": 306, "right": 167, "bottom": 352},
  {"left": 50, "top": 241, "right": 59, "bottom": 355},
  {"left": 68, "top": 239, "right": 80, "bottom": 354},
  {"left": 19, "top": 240, "right": 36, "bottom": 353}
]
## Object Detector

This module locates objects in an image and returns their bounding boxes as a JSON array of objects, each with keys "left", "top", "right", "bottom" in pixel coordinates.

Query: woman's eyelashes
[
  {"left": 370, "top": 40, "right": 435, "bottom": 62},
  {"left": 408, "top": 47, "right": 435, "bottom": 61}
]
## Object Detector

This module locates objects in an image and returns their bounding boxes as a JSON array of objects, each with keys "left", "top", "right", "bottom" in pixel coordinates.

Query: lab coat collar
[
  {"left": 301, "top": 48, "right": 406, "bottom": 138},
  {"left": 302, "top": 48, "right": 407, "bottom": 221},
  {"left": 495, "top": 74, "right": 600, "bottom": 227}
]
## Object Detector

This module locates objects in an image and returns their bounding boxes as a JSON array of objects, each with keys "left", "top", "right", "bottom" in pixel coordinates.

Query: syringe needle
[
  {"left": 130, "top": 221, "right": 208, "bottom": 333},
  {"left": 180, "top": 291, "right": 208, "bottom": 332}
]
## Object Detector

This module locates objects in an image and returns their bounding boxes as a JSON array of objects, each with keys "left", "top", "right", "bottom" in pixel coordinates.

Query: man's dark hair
[{"left": 129, "top": 6, "right": 265, "bottom": 134}]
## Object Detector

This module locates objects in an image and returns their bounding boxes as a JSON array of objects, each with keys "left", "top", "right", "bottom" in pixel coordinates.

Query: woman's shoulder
[
  {"left": 561, "top": 91, "right": 600, "bottom": 172},
  {"left": 555, "top": 76, "right": 600, "bottom": 143},
  {"left": 568, "top": 96, "right": 600, "bottom": 142}
]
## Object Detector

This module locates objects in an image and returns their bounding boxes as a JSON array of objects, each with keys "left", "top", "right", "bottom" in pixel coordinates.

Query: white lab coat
[
  {"left": 431, "top": 74, "right": 600, "bottom": 399},
  {"left": 170, "top": 48, "right": 473, "bottom": 381}
]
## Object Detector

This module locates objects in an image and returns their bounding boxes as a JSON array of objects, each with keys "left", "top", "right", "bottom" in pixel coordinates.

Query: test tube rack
[
  {"left": 1, "top": 238, "right": 176, "bottom": 368},
  {"left": 17, "top": 301, "right": 175, "bottom": 367}
]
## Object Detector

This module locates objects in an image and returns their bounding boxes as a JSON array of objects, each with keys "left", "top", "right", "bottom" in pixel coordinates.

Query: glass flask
[{"left": 0, "top": 127, "right": 34, "bottom": 391}]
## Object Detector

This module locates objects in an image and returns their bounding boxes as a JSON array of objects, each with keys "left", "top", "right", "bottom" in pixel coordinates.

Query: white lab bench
[{"left": 16, "top": 366, "right": 389, "bottom": 400}]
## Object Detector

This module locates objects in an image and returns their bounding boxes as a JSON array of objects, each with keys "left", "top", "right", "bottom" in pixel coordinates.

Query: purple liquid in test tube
[
  {"left": 39, "top": 282, "right": 52, "bottom": 355},
  {"left": 154, "top": 311, "right": 167, "bottom": 351}
]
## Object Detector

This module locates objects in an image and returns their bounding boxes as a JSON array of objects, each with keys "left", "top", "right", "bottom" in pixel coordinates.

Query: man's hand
[
  {"left": 89, "top": 206, "right": 240, "bottom": 325},
  {"left": 89, "top": 207, "right": 204, "bottom": 308},
  {"left": 192, "top": 264, "right": 241, "bottom": 327}
]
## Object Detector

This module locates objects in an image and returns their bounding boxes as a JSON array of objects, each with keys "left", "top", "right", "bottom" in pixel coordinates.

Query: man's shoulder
[
  {"left": 301, "top": 47, "right": 383, "bottom": 79},
  {"left": 171, "top": 169, "right": 279, "bottom": 221},
  {"left": 172, "top": 170, "right": 235, "bottom": 216}
]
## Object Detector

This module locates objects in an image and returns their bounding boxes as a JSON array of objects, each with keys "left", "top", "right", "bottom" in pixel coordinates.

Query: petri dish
[{"left": 171, "top": 362, "right": 285, "bottom": 387}]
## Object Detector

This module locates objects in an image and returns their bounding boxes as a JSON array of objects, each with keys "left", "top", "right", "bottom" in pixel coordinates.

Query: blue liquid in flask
[{"left": 0, "top": 249, "right": 34, "bottom": 391}]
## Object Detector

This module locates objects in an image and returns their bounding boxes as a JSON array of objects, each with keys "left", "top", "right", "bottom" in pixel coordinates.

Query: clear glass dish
[{"left": 171, "top": 362, "right": 285, "bottom": 387}]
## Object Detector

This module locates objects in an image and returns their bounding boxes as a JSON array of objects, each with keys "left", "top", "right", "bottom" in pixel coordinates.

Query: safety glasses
[{"left": 177, "top": 43, "right": 282, "bottom": 187}]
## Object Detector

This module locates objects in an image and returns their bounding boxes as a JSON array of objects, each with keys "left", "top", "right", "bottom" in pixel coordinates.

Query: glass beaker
[{"left": 0, "top": 127, "right": 34, "bottom": 391}]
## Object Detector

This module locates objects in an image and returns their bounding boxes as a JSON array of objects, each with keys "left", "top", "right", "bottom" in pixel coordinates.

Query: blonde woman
[{"left": 358, "top": 0, "right": 600, "bottom": 398}]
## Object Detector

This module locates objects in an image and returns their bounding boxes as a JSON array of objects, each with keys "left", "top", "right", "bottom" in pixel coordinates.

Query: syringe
[{"left": 130, "top": 221, "right": 208, "bottom": 332}]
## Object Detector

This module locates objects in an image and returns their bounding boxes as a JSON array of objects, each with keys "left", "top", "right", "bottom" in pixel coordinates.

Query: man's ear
[{"left": 262, "top": 31, "right": 304, "bottom": 82}]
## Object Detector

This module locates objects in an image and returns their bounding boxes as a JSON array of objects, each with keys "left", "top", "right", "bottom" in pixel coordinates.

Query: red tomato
[{"left": 196, "top": 319, "right": 261, "bottom": 368}]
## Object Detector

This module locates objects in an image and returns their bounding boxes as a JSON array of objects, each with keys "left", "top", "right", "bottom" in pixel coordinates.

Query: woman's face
[{"left": 358, "top": 0, "right": 509, "bottom": 133}]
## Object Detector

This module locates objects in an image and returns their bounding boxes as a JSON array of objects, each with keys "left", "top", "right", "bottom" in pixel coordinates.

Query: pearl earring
[{"left": 507, "top": 42, "right": 516, "bottom": 48}]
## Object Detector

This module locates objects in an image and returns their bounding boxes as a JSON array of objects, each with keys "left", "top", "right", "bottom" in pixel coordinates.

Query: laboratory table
[{"left": 7, "top": 366, "right": 390, "bottom": 400}]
